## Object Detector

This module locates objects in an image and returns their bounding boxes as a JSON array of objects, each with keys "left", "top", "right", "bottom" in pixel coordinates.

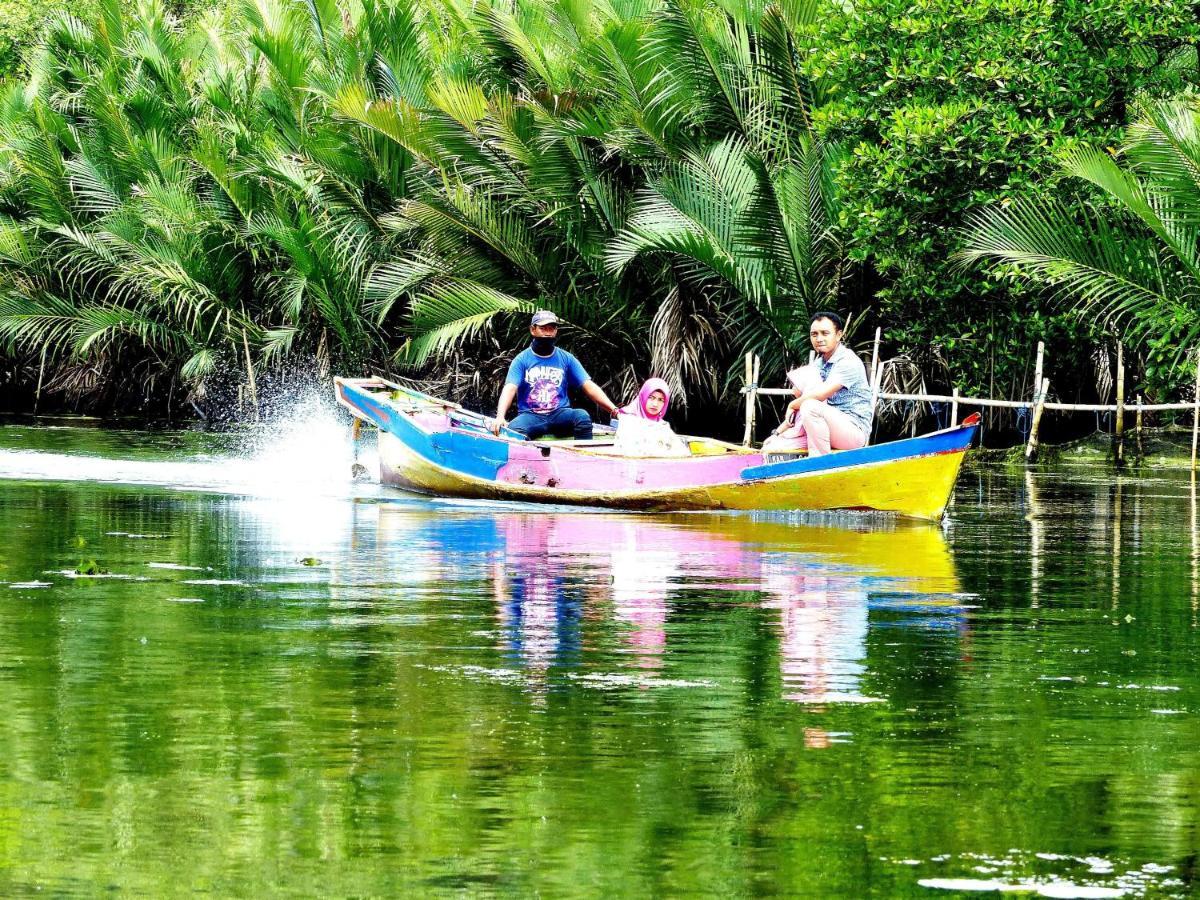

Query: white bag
[{"left": 612, "top": 416, "right": 690, "bottom": 457}]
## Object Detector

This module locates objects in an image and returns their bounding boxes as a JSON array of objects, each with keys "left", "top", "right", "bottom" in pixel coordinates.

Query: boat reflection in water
[{"left": 370, "top": 503, "right": 963, "bottom": 703}]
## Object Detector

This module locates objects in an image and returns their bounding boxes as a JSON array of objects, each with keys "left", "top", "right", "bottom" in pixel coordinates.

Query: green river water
[{"left": 0, "top": 417, "right": 1197, "bottom": 897}]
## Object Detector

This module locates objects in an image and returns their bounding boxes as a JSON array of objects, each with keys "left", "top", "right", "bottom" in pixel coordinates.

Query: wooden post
[
  {"left": 870, "top": 328, "right": 881, "bottom": 391},
  {"left": 1032, "top": 341, "right": 1044, "bottom": 411},
  {"left": 867, "top": 329, "right": 883, "bottom": 420},
  {"left": 950, "top": 387, "right": 959, "bottom": 426},
  {"left": 750, "top": 354, "right": 760, "bottom": 445},
  {"left": 1115, "top": 343, "right": 1125, "bottom": 466},
  {"left": 742, "top": 352, "right": 754, "bottom": 447},
  {"left": 1192, "top": 348, "right": 1200, "bottom": 472},
  {"left": 1026, "top": 377, "right": 1049, "bottom": 460},
  {"left": 34, "top": 344, "right": 47, "bottom": 414},
  {"left": 243, "top": 328, "right": 259, "bottom": 423},
  {"left": 1136, "top": 393, "right": 1144, "bottom": 459},
  {"left": 1025, "top": 341, "right": 1045, "bottom": 461}
]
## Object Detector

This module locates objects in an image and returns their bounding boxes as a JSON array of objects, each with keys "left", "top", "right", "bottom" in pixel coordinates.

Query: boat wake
[{"left": 0, "top": 405, "right": 379, "bottom": 500}]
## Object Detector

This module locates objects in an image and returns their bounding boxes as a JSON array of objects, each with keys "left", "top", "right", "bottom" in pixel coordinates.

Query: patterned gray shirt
[{"left": 817, "top": 344, "right": 873, "bottom": 436}]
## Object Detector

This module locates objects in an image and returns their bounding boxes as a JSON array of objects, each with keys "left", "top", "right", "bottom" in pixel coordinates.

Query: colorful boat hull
[{"left": 335, "top": 377, "right": 978, "bottom": 520}]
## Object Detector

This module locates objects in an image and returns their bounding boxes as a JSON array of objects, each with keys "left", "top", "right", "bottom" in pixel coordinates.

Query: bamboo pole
[
  {"left": 1136, "top": 393, "right": 1144, "bottom": 459},
  {"left": 870, "top": 327, "right": 881, "bottom": 390},
  {"left": 742, "top": 352, "right": 754, "bottom": 447},
  {"left": 869, "top": 332, "right": 884, "bottom": 415},
  {"left": 950, "top": 387, "right": 959, "bottom": 426},
  {"left": 750, "top": 353, "right": 760, "bottom": 445},
  {"left": 34, "top": 344, "right": 47, "bottom": 414},
  {"left": 746, "top": 385, "right": 1194, "bottom": 412},
  {"left": 1032, "top": 341, "right": 1044, "bottom": 411},
  {"left": 1026, "top": 377, "right": 1049, "bottom": 460},
  {"left": 1192, "top": 348, "right": 1200, "bottom": 472},
  {"left": 1115, "top": 343, "right": 1125, "bottom": 466},
  {"left": 243, "top": 328, "right": 259, "bottom": 423},
  {"left": 1025, "top": 343, "right": 1045, "bottom": 460}
]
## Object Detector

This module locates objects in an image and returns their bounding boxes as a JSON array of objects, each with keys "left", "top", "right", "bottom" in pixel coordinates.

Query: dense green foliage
[
  {"left": 808, "top": 0, "right": 1200, "bottom": 401},
  {"left": 0, "top": 0, "right": 840, "bottom": 415},
  {"left": 0, "top": 0, "right": 1198, "bottom": 419},
  {"left": 0, "top": 0, "right": 89, "bottom": 77},
  {"left": 961, "top": 100, "right": 1200, "bottom": 389}
]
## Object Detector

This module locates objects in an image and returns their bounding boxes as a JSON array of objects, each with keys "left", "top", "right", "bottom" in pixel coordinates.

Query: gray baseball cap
[{"left": 530, "top": 310, "right": 560, "bottom": 326}]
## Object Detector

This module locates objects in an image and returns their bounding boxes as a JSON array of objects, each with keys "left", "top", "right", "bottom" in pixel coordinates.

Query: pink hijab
[{"left": 619, "top": 378, "right": 671, "bottom": 421}]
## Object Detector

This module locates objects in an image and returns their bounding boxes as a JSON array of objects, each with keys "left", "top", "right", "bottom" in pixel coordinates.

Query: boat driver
[{"left": 488, "top": 310, "right": 622, "bottom": 440}]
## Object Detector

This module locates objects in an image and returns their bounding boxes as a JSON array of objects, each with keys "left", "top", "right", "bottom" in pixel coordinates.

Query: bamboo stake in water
[
  {"left": 1032, "top": 341, "right": 1044, "bottom": 409},
  {"left": 243, "top": 328, "right": 259, "bottom": 423},
  {"left": 1192, "top": 348, "right": 1200, "bottom": 472},
  {"left": 870, "top": 327, "right": 881, "bottom": 391},
  {"left": 1136, "top": 393, "right": 1144, "bottom": 459},
  {"left": 869, "top": 352, "right": 883, "bottom": 415},
  {"left": 750, "top": 354, "right": 760, "bottom": 445},
  {"left": 950, "top": 387, "right": 959, "bottom": 426},
  {"left": 742, "top": 352, "right": 754, "bottom": 447},
  {"left": 1115, "top": 343, "right": 1125, "bottom": 466},
  {"left": 1026, "top": 377, "right": 1049, "bottom": 461},
  {"left": 1026, "top": 342, "right": 1045, "bottom": 459}
]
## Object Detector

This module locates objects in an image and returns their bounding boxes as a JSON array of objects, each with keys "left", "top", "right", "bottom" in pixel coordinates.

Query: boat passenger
[
  {"left": 489, "top": 310, "right": 622, "bottom": 440},
  {"left": 761, "top": 311, "right": 873, "bottom": 457},
  {"left": 612, "top": 378, "right": 690, "bottom": 457}
]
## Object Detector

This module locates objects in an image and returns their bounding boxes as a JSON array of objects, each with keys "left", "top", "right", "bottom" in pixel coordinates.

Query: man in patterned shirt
[
  {"left": 489, "top": 310, "right": 622, "bottom": 441},
  {"left": 763, "top": 311, "right": 873, "bottom": 457}
]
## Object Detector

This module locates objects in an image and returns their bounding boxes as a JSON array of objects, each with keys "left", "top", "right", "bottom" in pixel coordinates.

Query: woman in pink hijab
[
  {"left": 614, "top": 378, "right": 688, "bottom": 456},
  {"left": 619, "top": 377, "right": 672, "bottom": 420}
]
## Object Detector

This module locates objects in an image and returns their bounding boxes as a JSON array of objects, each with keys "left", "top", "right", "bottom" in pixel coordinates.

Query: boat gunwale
[{"left": 336, "top": 376, "right": 759, "bottom": 463}]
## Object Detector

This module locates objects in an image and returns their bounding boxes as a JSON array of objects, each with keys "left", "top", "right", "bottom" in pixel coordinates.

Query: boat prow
[{"left": 334, "top": 377, "right": 978, "bottom": 520}]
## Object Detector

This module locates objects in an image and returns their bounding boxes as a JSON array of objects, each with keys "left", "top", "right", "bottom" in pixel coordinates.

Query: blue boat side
[
  {"left": 738, "top": 422, "right": 978, "bottom": 482},
  {"left": 338, "top": 379, "right": 512, "bottom": 481}
]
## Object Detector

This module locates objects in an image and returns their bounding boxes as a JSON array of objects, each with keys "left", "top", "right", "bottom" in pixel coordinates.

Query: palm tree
[
  {"left": 0, "top": 0, "right": 400, "bottom": 406},
  {"left": 959, "top": 98, "right": 1200, "bottom": 367},
  {"left": 0, "top": 0, "right": 852, "bottom": 416},
  {"left": 0, "top": 0, "right": 254, "bottom": 405},
  {"left": 602, "top": 0, "right": 844, "bottom": 391},
  {"left": 329, "top": 0, "right": 844, "bottom": 406}
]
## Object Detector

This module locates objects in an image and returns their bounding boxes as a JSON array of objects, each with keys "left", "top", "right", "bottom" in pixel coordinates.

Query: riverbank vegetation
[{"left": 0, "top": 0, "right": 1198, "bottom": 431}]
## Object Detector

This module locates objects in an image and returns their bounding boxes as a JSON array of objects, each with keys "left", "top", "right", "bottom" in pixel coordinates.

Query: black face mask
[{"left": 531, "top": 336, "right": 557, "bottom": 355}]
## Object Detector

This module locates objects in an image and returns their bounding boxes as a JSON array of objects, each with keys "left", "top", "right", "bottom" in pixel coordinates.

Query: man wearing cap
[{"left": 488, "top": 310, "right": 621, "bottom": 440}]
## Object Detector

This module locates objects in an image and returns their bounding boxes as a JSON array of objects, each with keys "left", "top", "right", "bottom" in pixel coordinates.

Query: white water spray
[{"left": 0, "top": 392, "right": 378, "bottom": 499}]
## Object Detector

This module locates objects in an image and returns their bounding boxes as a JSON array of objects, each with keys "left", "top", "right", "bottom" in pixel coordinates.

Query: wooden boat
[{"left": 335, "top": 377, "right": 980, "bottom": 520}]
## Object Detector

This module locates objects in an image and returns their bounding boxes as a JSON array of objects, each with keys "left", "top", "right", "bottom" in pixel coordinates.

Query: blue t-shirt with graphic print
[{"left": 505, "top": 347, "right": 590, "bottom": 415}]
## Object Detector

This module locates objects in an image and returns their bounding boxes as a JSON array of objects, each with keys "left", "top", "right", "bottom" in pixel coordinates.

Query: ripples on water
[{"left": 0, "top": 410, "right": 1197, "bottom": 896}]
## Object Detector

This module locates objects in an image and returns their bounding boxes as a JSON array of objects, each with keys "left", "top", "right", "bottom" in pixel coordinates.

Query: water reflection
[
  {"left": 1113, "top": 479, "right": 1124, "bottom": 609},
  {"left": 7, "top": 450, "right": 1200, "bottom": 896},
  {"left": 370, "top": 505, "right": 961, "bottom": 703},
  {"left": 1025, "top": 468, "right": 1043, "bottom": 607},
  {"left": 1192, "top": 476, "right": 1198, "bottom": 625}
]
